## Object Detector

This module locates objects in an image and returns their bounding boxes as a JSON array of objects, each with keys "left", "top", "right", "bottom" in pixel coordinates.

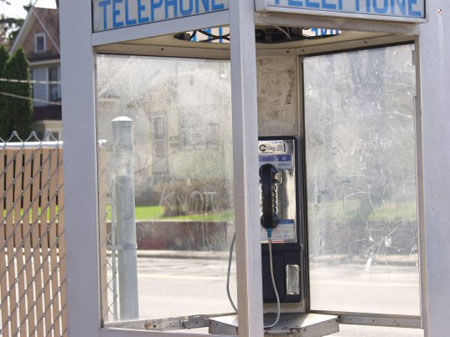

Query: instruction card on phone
[{"left": 261, "top": 219, "right": 297, "bottom": 244}]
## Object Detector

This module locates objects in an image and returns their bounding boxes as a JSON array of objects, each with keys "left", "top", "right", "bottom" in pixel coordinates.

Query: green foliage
[
  {"left": 0, "top": 48, "right": 32, "bottom": 139},
  {"left": 0, "top": 45, "right": 9, "bottom": 72},
  {"left": 0, "top": 45, "right": 10, "bottom": 138},
  {"left": 0, "top": 15, "right": 24, "bottom": 47},
  {"left": 0, "top": 45, "right": 8, "bottom": 76}
]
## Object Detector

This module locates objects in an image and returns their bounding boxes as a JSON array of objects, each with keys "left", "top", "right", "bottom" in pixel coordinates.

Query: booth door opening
[{"left": 304, "top": 44, "right": 421, "bottom": 317}]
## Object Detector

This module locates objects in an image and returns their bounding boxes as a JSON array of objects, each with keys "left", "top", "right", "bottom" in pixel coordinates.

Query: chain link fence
[{"left": 0, "top": 132, "right": 66, "bottom": 337}]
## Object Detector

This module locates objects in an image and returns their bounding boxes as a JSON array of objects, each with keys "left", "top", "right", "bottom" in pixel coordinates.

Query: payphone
[{"left": 258, "top": 137, "right": 307, "bottom": 308}]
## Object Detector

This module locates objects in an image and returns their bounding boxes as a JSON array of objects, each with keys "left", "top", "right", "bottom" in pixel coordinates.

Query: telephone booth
[{"left": 60, "top": 1, "right": 450, "bottom": 336}]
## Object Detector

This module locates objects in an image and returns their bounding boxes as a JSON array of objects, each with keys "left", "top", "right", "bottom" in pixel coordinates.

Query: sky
[{"left": 0, "top": 0, "right": 57, "bottom": 19}]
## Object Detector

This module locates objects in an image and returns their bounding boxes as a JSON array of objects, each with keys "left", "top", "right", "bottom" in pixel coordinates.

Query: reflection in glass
[
  {"left": 304, "top": 45, "right": 420, "bottom": 315},
  {"left": 95, "top": 55, "right": 236, "bottom": 324}
]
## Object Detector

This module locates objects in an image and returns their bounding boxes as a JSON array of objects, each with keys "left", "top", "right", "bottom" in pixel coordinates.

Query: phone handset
[
  {"left": 259, "top": 164, "right": 280, "bottom": 231},
  {"left": 259, "top": 163, "right": 282, "bottom": 329}
]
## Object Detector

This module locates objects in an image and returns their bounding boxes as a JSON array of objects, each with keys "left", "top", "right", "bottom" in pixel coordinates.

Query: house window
[
  {"left": 32, "top": 67, "right": 47, "bottom": 107},
  {"left": 152, "top": 115, "right": 168, "bottom": 174},
  {"left": 34, "top": 33, "right": 46, "bottom": 53},
  {"left": 179, "top": 108, "right": 220, "bottom": 149},
  {"left": 48, "top": 66, "right": 61, "bottom": 101}
]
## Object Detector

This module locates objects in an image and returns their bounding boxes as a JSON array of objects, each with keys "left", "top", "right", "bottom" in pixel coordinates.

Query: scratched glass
[
  {"left": 95, "top": 55, "right": 236, "bottom": 325},
  {"left": 305, "top": 44, "right": 420, "bottom": 315}
]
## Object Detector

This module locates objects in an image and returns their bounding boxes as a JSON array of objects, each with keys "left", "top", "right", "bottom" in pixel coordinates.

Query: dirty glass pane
[
  {"left": 304, "top": 44, "right": 420, "bottom": 315},
  {"left": 95, "top": 55, "right": 236, "bottom": 327}
]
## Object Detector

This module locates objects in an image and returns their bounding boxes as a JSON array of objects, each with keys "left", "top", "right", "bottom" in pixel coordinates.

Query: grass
[
  {"left": 2, "top": 204, "right": 232, "bottom": 223},
  {"left": 105, "top": 205, "right": 233, "bottom": 222},
  {"left": 368, "top": 202, "right": 417, "bottom": 221},
  {"left": 308, "top": 200, "right": 417, "bottom": 222},
  {"left": 2, "top": 207, "right": 60, "bottom": 222},
  {"left": 4, "top": 202, "right": 415, "bottom": 223}
]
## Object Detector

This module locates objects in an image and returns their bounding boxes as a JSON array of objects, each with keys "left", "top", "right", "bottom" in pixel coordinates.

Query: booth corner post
[
  {"left": 419, "top": 0, "right": 450, "bottom": 335},
  {"left": 60, "top": 0, "right": 102, "bottom": 336},
  {"left": 229, "top": 0, "right": 265, "bottom": 336}
]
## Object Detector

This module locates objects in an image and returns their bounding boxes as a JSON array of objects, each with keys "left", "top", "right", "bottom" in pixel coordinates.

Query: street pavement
[{"left": 106, "top": 255, "right": 423, "bottom": 336}]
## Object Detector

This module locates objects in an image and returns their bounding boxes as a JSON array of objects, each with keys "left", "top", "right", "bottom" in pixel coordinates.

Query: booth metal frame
[{"left": 59, "top": 1, "right": 450, "bottom": 336}]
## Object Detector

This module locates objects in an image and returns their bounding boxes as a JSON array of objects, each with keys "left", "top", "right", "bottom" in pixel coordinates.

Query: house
[
  {"left": 11, "top": 7, "right": 62, "bottom": 140},
  {"left": 96, "top": 57, "right": 234, "bottom": 207}
]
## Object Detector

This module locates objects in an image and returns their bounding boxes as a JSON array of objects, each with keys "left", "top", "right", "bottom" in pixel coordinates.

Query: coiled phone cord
[{"left": 226, "top": 230, "right": 281, "bottom": 329}]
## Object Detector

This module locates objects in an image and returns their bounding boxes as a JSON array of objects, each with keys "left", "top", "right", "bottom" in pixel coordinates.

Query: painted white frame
[
  {"left": 60, "top": 1, "right": 100, "bottom": 336},
  {"left": 60, "top": 0, "right": 450, "bottom": 336},
  {"left": 229, "top": 0, "right": 264, "bottom": 335},
  {"left": 418, "top": 0, "right": 450, "bottom": 335}
]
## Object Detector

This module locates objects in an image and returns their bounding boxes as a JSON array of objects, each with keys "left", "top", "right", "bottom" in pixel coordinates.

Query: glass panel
[
  {"left": 96, "top": 55, "right": 236, "bottom": 325},
  {"left": 304, "top": 44, "right": 420, "bottom": 315}
]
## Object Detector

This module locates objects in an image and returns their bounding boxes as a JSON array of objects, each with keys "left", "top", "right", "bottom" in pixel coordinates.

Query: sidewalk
[{"left": 134, "top": 250, "right": 418, "bottom": 266}]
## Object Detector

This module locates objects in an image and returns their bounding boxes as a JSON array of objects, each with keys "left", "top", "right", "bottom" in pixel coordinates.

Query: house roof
[
  {"left": 33, "top": 105, "right": 62, "bottom": 121},
  {"left": 11, "top": 7, "right": 60, "bottom": 57}
]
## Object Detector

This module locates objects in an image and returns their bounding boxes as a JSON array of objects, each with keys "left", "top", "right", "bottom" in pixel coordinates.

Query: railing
[{"left": 0, "top": 133, "right": 66, "bottom": 337}]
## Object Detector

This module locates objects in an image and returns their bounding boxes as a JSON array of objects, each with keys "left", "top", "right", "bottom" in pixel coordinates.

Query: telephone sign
[
  {"left": 93, "top": 0, "right": 229, "bottom": 32},
  {"left": 255, "top": 0, "right": 426, "bottom": 21}
]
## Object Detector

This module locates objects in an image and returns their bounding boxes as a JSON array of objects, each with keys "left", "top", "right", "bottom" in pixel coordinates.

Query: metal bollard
[{"left": 112, "top": 116, "right": 139, "bottom": 320}]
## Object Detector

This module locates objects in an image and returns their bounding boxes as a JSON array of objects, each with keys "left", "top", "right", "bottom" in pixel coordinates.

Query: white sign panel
[
  {"left": 256, "top": 0, "right": 425, "bottom": 21},
  {"left": 93, "top": 0, "right": 229, "bottom": 32}
]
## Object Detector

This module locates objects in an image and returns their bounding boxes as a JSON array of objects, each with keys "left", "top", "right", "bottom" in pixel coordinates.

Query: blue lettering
[
  {"left": 125, "top": 0, "right": 137, "bottom": 25},
  {"left": 338, "top": 0, "right": 342, "bottom": 9},
  {"left": 138, "top": 0, "right": 149, "bottom": 23},
  {"left": 204, "top": 28, "right": 212, "bottom": 42},
  {"left": 98, "top": 0, "right": 111, "bottom": 30},
  {"left": 322, "top": 0, "right": 336, "bottom": 9},
  {"left": 165, "top": 0, "right": 178, "bottom": 18},
  {"left": 151, "top": 0, "right": 163, "bottom": 21},
  {"left": 180, "top": 0, "right": 193, "bottom": 15},
  {"left": 391, "top": 0, "right": 406, "bottom": 15},
  {"left": 112, "top": 0, "right": 124, "bottom": 28},
  {"left": 408, "top": 0, "right": 422, "bottom": 17},
  {"left": 306, "top": 0, "right": 320, "bottom": 8},
  {"left": 373, "top": 0, "right": 388, "bottom": 14},
  {"left": 211, "top": 0, "right": 225, "bottom": 10},
  {"left": 288, "top": 0, "right": 303, "bottom": 6},
  {"left": 218, "top": 27, "right": 223, "bottom": 43},
  {"left": 355, "top": 0, "right": 371, "bottom": 12},
  {"left": 195, "top": 0, "right": 210, "bottom": 13}
]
